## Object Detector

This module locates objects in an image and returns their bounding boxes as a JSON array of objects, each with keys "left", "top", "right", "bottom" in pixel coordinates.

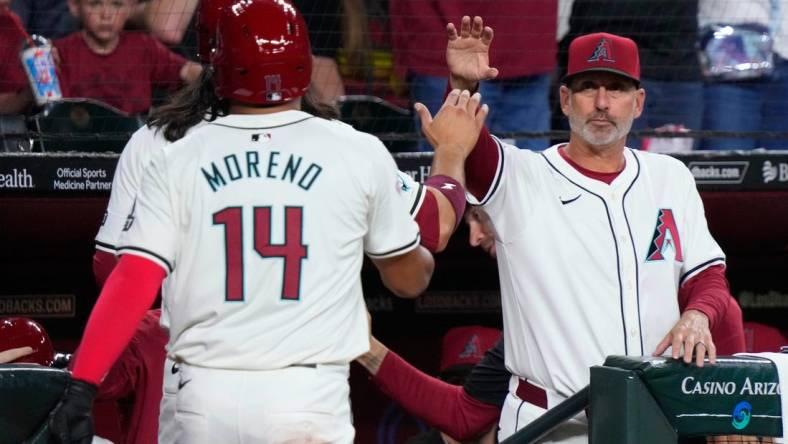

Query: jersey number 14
[{"left": 213, "top": 206, "right": 308, "bottom": 302}]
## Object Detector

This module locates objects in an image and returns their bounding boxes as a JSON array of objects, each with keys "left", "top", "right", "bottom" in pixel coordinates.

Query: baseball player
[
  {"left": 50, "top": 1, "right": 492, "bottom": 443},
  {"left": 91, "top": 2, "right": 472, "bottom": 442},
  {"left": 414, "top": 17, "right": 735, "bottom": 442}
]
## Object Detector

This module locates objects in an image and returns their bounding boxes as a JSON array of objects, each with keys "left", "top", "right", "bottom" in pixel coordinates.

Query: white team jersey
[
  {"left": 398, "top": 170, "right": 426, "bottom": 217},
  {"left": 119, "top": 110, "right": 420, "bottom": 369},
  {"left": 475, "top": 141, "right": 725, "bottom": 398},
  {"left": 95, "top": 122, "right": 206, "bottom": 332},
  {"left": 96, "top": 122, "right": 421, "bottom": 337},
  {"left": 95, "top": 126, "right": 161, "bottom": 254},
  {"left": 96, "top": 122, "right": 207, "bottom": 252}
]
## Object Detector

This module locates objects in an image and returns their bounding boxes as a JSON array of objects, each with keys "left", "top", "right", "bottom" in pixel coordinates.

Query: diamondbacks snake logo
[{"left": 646, "top": 209, "right": 683, "bottom": 262}]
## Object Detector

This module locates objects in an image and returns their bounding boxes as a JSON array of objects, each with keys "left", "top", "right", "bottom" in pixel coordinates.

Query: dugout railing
[{"left": 501, "top": 355, "right": 784, "bottom": 444}]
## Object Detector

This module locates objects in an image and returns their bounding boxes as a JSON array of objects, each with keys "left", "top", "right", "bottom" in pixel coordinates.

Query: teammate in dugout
[
  {"left": 409, "top": 17, "right": 741, "bottom": 442},
  {"left": 43, "top": 0, "right": 493, "bottom": 442}
]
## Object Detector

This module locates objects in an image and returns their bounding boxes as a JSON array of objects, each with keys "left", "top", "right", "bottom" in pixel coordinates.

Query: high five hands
[
  {"left": 447, "top": 16, "right": 499, "bottom": 91},
  {"left": 415, "top": 89, "right": 489, "bottom": 159}
]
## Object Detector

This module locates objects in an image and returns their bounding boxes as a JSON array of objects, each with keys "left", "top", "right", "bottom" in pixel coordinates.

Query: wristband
[{"left": 424, "top": 175, "right": 466, "bottom": 230}]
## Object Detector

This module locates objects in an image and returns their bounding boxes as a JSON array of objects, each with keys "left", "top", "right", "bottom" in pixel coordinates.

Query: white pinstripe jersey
[
  {"left": 473, "top": 141, "right": 725, "bottom": 398},
  {"left": 118, "top": 111, "right": 420, "bottom": 369}
]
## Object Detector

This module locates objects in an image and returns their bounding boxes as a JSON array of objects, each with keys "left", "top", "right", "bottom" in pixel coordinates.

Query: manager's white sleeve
[{"left": 364, "top": 144, "right": 421, "bottom": 258}]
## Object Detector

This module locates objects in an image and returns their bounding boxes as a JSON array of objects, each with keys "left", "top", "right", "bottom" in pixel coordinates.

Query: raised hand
[
  {"left": 416, "top": 89, "right": 489, "bottom": 160},
  {"left": 446, "top": 16, "right": 499, "bottom": 91}
]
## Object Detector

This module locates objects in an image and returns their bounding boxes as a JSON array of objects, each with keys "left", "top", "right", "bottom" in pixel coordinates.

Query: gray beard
[{"left": 569, "top": 114, "right": 634, "bottom": 147}]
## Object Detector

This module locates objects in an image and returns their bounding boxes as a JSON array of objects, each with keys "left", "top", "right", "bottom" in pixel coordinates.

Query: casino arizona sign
[{"left": 681, "top": 376, "right": 781, "bottom": 396}]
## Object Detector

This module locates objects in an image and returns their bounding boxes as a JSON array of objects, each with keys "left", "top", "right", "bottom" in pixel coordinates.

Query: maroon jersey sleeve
[
  {"left": 373, "top": 350, "right": 500, "bottom": 440},
  {"left": 678, "top": 264, "right": 744, "bottom": 354}
]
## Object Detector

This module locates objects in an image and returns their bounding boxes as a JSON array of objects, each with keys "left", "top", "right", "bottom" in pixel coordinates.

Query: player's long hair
[
  {"left": 149, "top": 68, "right": 339, "bottom": 143},
  {"left": 147, "top": 67, "right": 226, "bottom": 142}
]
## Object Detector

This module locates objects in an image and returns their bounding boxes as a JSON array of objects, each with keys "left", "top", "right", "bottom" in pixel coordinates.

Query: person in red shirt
[
  {"left": 390, "top": 0, "right": 556, "bottom": 151},
  {"left": 0, "top": 6, "right": 34, "bottom": 114},
  {"left": 1, "top": 0, "right": 201, "bottom": 115},
  {"left": 51, "top": 0, "right": 201, "bottom": 115}
]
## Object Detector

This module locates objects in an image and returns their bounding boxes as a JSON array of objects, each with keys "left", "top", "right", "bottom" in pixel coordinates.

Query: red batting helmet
[
  {"left": 195, "top": 0, "right": 234, "bottom": 64},
  {"left": 0, "top": 317, "right": 54, "bottom": 366},
  {"left": 212, "top": 0, "right": 312, "bottom": 105}
]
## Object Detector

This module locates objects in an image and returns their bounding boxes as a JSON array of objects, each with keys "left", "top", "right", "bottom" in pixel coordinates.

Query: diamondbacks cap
[
  {"left": 563, "top": 32, "right": 640, "bottom": 85},
  {"left": 439, "top": 325, "right": 502, "bottom": 372}
]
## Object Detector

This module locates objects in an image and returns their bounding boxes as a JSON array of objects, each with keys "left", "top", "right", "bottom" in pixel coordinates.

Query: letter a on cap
[{"left": 588, "top": 38, "right": 615, "bottom": 63}]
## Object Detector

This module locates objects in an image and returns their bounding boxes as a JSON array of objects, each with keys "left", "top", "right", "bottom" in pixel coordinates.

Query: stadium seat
[
  {"left": 338, "top": 95, "right": 417, "bottom": 152},
  {"left": 28, "top": 98, "right": 143, "bottom": 153},
  {"left": 0, "top": 114, "right": 31, "bottom": 152},
  {"left": 0, "top": 364, "right": 69, "bottom": 444}
]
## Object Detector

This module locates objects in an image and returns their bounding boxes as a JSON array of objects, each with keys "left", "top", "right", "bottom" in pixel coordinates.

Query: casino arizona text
[
  {"left": 201, "top": 150, "right": 323, "bottom": 192},
  {"left": 681, "top": 376, "right": 781, "bottom": 396}
]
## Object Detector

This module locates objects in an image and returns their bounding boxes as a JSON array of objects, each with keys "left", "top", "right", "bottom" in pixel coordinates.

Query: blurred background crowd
[{"left": 2, "top": 0, "right": 788, "bottom": 152}]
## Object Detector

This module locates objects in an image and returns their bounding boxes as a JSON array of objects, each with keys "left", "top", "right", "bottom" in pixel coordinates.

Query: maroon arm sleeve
[
  {"left": 92, "top": 249, "right": 119, "bottom": 290},
  {"left": 464, "top": 126, "right": 501, "bottom": 201},
  {"left": 72, "top": 255, "right": 165, "bottom": 385},
  {"left": 678, "top": 264, "right": 744, "bottom": 353},
  {"left": 373, "top": 351, "right": 500, "bottom": 440}
]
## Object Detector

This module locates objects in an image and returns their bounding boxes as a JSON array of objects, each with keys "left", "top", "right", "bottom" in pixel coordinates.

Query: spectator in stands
[
  {"left": 558, "top": 0, "right": 703, "bottom": 149},
  {"left": 135, "top": 0, "right": 349, "bottom": 105},
  {"left": 390, "top": 2, "right": 557, "bottom": 151},
  {"left": 10, "top": 0, "right": 194, "bottom": 43},
  {"left": 698, "top": 0, "right": 788, "bottom": 150},
  {"left": 10, "top": 0, "right": 78, "bottom": 39},
  {"left": 0, "top": 5, "right": 33, "bottom": 114},
  {"left": 137, "top": 0, "right": 199, "bottom": 45},
  {"left": 295, "top": 0, "right": 346, "bottom": 105},
  {"left": 2, "top": 0, "right": 202, "bottom": 116}
]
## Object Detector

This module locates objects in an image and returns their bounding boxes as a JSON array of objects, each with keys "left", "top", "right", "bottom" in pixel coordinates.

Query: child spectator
[
  {"left": 54, "top": 0, "right": 201, "bottom": 115},
  {"left": 2, "top": 0, "right": 201, "bottom": 115},
  {"left": 0, "top": 6, "right": 34, "bottom": 114}
]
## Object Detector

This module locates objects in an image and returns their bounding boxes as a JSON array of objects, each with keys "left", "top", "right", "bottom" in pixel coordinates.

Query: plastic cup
[{"left": 19, "top": 37, "right": 62, "bottom": 106}]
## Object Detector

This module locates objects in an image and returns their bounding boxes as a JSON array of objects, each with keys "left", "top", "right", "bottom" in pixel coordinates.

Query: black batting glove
[{"left": 48, "top": 377, "right": 98, "bottom": 444}]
